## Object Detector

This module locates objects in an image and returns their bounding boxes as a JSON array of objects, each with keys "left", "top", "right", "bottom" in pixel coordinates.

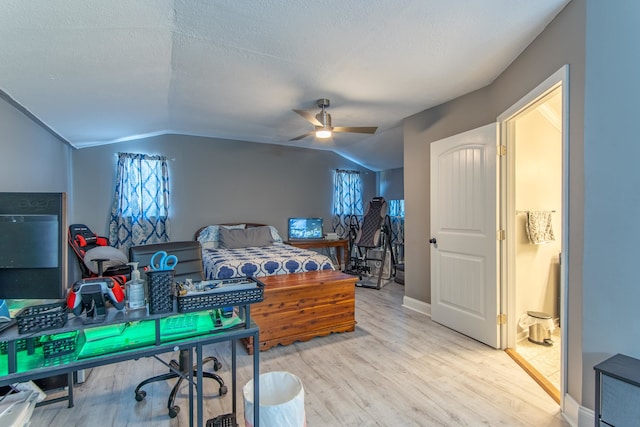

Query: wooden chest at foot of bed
[{"left": 243, "top": 270, "right": 358, "bottom": 354}]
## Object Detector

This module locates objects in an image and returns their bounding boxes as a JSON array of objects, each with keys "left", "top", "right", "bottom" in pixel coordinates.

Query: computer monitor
[
  {"left": 0, "top": 192, "right": 66, "bottom": 301},
  {"left": 287, "top": 218, "right": 323, "bottom": 240}
]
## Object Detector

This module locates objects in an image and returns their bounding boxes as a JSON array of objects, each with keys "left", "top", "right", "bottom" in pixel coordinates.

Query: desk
[
  {"left": 287, "top": 239, "right": 349, "bottom": 270},
  {"left": 0, "top": 306, "right": 260, "bottom": 427}
]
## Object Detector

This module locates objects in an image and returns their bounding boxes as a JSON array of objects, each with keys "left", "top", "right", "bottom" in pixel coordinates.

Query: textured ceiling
[{"left": 0, "top": 0, "right": 569, "bottom": 171}]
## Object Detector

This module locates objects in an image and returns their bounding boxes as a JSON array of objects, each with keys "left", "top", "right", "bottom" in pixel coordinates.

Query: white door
[{"left": 430, "top": 123, "right": 499, "bottom": 348}]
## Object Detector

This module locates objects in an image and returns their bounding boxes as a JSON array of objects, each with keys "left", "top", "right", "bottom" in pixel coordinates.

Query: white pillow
[
  {"left": 83, "top": 246, "right": 129, "bottom": 274},
  {"left": 268, "top": 226, "right": 283, "bottom": 243}
]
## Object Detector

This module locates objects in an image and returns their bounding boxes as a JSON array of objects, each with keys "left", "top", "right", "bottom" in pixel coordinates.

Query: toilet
[{"left": 527, "top": 311, "right": 553, "bottom": 346}]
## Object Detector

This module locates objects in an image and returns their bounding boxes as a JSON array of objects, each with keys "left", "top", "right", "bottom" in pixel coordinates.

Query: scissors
[{"left": 149, "top": 251, "right": 178, "bottom": 271}]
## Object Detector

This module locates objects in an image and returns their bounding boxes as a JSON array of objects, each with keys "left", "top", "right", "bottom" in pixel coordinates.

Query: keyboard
[{"left": 161, "top": 314, "right": 199, "bottom": 336}]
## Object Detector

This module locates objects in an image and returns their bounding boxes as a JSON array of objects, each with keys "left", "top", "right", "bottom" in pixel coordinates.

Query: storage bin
[
  {"left": 146, "top": 270, "right": 175, "bottom": 314},
  {"left": 15, "top": 301, "right": 68, "bottom": 334}
]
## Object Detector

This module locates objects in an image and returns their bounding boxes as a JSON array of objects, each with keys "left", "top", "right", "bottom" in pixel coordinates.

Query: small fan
[{"left": 289, "top": 98, "right": 377, "bottom": 141}]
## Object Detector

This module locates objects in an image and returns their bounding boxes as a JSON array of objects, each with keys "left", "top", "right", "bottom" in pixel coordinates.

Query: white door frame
[{"left": 497, "top": 65, "right": 569, "bottom": 401}]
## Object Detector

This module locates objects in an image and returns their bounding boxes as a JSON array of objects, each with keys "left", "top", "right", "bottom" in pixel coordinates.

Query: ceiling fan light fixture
[
  {"left": 291, "top": 98, "right": 376, "bottom": 141},
  {"left": 315, "top": 128, "right": 332, "bottom": 139}
]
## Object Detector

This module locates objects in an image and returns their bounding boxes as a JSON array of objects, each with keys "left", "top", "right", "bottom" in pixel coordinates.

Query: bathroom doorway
[{"left": 499, "top": 67, "right": 568, "bottom": 404}]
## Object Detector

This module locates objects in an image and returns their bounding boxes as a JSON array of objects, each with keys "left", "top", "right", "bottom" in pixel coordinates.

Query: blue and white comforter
[{"left": 202, "top": 243, "right": 335, "bottom": 279}]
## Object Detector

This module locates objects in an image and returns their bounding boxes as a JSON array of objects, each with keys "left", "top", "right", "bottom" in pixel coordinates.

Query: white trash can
[{"left": 243, "top": 371, "right": 305, "bottom": 427}]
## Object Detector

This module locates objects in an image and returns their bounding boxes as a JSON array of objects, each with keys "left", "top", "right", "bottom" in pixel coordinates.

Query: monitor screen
[
  {"left": 288, "top": 218, "right": 323, "bottom": 240},
  {"left": 0, "top": 214, "right": 58, "bottom": 268},
  {"left": 0, "top": 192, "right": 66, "bottom": 301}
]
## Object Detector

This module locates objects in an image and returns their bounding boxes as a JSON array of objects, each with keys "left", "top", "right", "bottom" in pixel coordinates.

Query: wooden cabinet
[
  {"left": 243, "top": 270, "right": 358, "bottom": 354},
  {"left": 594, "top": 353, "right": 640, "bottom": 426}
]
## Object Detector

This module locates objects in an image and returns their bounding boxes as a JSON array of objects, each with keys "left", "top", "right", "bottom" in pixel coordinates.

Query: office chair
[
  {"left": 344, "top": 197, "right": 396, "bottom": 289},
  {"left": 129, "top": 241, "right": 227, "bottom": 418}
]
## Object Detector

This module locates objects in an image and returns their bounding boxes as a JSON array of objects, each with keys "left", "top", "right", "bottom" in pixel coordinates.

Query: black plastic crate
[
  {"left": 177, "top": 277, "right": 264, "bottom": 313},
  {"left": 41, "top": 330, "right": 81, "bottom": 359},
  {"left": 15, "top": 301, "right": 68, "bottom": 334},
  {"left": 146, "top": 269, "right": 175, "bottom": 314}
]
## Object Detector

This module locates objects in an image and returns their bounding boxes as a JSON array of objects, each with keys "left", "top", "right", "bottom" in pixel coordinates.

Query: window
[
  {"left": 331, "top": 169, "right": 363, "bottom": 238},
  {"left": 109, "top": 153, "right": 171, "bottom": 252}
]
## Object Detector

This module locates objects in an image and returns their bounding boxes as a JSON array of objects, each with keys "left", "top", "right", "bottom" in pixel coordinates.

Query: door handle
[{"left": 429, "top": 238, "right": 437, "bottom": 245}]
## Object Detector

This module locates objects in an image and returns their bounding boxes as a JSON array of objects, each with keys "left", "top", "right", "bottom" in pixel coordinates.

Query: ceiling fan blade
[
  {"left": 333, "top": 126, "right": 378, "bottom": 134},
  {"left": 289, "top": 131, "right": 314, "bottom": 141},
  {"left": 293, "top": 109, "right": 323, "bottom": 127}
]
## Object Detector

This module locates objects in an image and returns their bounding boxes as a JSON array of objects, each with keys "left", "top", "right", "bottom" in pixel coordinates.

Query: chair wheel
[
  {"left": 213, "top": 360, "right": 222, "bottom": 371},
  {"left": 135, "top": 390, "right": 146, "bottom": 401},
  {"left": 219, "top": 385, "right": 228, "bottom": 396},
  {"left": 169, "top": 406, "right": 180, "bottom": 418}
]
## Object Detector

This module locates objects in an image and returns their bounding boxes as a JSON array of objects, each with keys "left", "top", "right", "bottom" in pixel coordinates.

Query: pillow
[
  {"left": 219, "top": 226, "right": 274, "bottom": 249},
  {"left": 83, "top": 246, "right": 129, "bottom": 274},
  {"left": 197, "top": 224, "right": 246, "bottom": 249},
  {"left": 268, "top": 226, "right": 283, "bottom": 243}
]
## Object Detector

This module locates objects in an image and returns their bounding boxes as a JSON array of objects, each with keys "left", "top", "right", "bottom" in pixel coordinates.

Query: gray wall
[
  {"left": 403, "top": 0, "right": 586, "bottom": 407},
  {"left": 378, "top": 167, "right": 404, "bottom": 201},
  {"left": 72, "top": 133, "right": 376, "bottom": 242},
  {"left": 582, "top": 0, "right": 640, "bottom": 410},
  {"left": 0, "top": 95, "right": 72, "bottom": 193}
]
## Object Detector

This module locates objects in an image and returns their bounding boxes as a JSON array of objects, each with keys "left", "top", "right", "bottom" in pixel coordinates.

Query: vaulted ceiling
[{"left": 0, "top": 0, "right": 570, "bottom": 171}]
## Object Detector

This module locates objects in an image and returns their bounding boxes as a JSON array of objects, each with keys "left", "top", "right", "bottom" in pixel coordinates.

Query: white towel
[{"left": 525, "top": 211, "right": 555, "bottom": 244}]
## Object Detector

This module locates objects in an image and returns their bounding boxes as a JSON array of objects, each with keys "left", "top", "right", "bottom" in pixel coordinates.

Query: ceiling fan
[{"left": 289, "top": 98, "right": 378, "bottom": 141}]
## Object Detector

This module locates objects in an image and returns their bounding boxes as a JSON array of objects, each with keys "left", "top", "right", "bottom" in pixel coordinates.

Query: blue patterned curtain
[
  {"left": 331, "top": 170, "right": 363, "bottom": 238},
  {"left": 109, "top": 153, "right": 171, "bottom": 252},
  {"left": 388, "top": 199, "right": 405, "bottom": 245},
  {"left": 388, "top": 199, "right": 405, "bottom": 262}
]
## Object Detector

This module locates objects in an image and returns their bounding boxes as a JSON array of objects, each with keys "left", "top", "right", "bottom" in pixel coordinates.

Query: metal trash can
[{"left": 527, "top": 311, "right": 552, "bottom": 346}]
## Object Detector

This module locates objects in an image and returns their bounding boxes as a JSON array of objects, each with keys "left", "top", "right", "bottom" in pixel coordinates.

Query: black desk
[{"left": 0, "top": 305, "right": 260, "bottom": 427}]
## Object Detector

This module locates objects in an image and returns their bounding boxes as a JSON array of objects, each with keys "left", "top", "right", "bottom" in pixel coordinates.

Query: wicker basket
[{"left": 15, "top": 301, "right": 68, "bottom": 334}]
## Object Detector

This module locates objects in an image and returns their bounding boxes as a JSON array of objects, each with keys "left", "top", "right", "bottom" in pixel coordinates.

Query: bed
[
  {"left": 195, "top": 223, "right": 335, "bottom": 280},
  {"left": 195, "top": 223, "right": 357, "bottom": 353}
]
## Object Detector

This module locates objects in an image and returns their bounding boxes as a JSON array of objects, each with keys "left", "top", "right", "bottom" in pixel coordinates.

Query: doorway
[{"left": 499, "top": 66, "right": 568, "bottom": 405}]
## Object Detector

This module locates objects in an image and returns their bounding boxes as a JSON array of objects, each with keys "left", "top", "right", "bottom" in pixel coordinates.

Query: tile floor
[{"left": 516, "top": 327, "right": 561, "bottom": 391}]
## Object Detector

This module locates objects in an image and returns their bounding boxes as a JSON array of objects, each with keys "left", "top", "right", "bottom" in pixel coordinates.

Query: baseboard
[
  {"left": 562, "top": 392, "right": 593, "bottom": 426},
  {"left": 578, "top": 402, "right": 595, "bottom": 426},
  {"left": 402, "top": 296, "right": 430, "bottom": 317}
]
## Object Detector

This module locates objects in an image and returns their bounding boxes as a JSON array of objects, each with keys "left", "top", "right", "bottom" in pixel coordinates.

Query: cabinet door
[{"left": 601, "top": 375, "right": 640, "bottom": 426}]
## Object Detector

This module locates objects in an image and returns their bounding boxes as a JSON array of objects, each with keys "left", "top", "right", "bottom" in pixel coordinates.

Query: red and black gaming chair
[{"left": 68, "top": 224, "right": 131, "bottom": 284}]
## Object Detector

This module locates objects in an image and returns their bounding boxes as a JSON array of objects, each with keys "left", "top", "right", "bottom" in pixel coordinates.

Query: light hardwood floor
[{"left": 29, "top": 281, "right": 569, "bottom": 426}]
